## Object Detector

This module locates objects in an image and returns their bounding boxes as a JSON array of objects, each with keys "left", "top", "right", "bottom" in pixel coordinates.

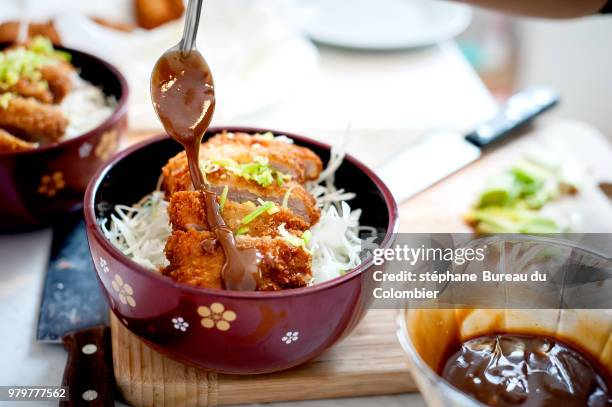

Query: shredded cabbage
[
  {"left": 307, "top": 202, "right": 365, "bottom": 283},
  {"left": 103, "top": 133, "right": 373, "bottom": 285},
  {"left": 101, "top": 191, "right": 170, "bottom": 270}
]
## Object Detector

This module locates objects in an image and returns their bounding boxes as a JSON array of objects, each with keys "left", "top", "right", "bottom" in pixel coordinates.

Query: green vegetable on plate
[{"left": 467, "top": 154, "right": 579, "bottom": 233}]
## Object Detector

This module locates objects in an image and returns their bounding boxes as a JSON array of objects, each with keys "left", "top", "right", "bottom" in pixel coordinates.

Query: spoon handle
[{"left": 180, "top": 0, "right": 204, "bottom": 52}]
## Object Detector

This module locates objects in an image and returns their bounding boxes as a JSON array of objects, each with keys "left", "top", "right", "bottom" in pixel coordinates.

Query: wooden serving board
[
  {"left": 113, "top": 119, "right": 612, "bottom": 406},
  {"left": 111, "top": 310, "right": 416, "bottom": 407}
]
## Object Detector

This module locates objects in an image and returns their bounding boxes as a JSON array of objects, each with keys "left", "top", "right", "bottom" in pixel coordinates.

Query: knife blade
[
  {"left": 377, "top": 86, "right": 560, "bottom": 203},
  {"left": 38, "top": 217, "right": 114, "bottom": 406}
]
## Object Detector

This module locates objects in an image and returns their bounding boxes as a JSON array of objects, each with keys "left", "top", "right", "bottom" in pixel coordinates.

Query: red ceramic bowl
[
  {"left": 0, "top": 45, "right": 128, "bottom": 231},
  {"left": 84, "top": 127, "right": 398, "bottom": 374}
]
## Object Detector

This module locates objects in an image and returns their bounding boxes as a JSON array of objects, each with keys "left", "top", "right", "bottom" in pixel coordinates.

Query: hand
[{"left": 454, "top": 0, "right": 608, "bottom": 18}]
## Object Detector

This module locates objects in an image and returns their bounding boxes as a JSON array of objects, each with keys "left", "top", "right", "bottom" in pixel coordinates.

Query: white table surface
[{"left": 0, "top": 41, "right": 495, "bottom": 407}]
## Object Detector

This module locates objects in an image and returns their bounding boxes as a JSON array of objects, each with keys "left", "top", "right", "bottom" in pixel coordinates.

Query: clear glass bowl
[{"left": 396, "top": 235, "right": 612, "bottom": 407}]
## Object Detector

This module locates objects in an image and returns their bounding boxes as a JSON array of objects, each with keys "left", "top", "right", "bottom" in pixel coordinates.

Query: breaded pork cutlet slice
[
  {"left": 0, "top": 96, "right": 67, "bottom": 143},
  {"left": 40, "top": 63, "right": 73, "bottom": 103},
  {"left": 168, "top": 190, "right": 310, "bottom": 237},
  {"left": 162, "top": 133, "right": 322, "bottom": 224},
  {"left": 164, "top": 229, "right": 312, "bottom": 291},
  {"left": 162, "top": 163, "right": 320, "bottom": 225},
  {"left": 6, "top": 78, "right": 53, "bottom": 104},
  {"left": 0, "top": 128, "right": 37, "bottom": 152},
  {"left": 204, "top": 132, "right": 323, "bottom": 183},
  {"left": 162, "top": 131, "right": 323, "bottom": 193},
  {"left": 3, "top": 62, "right": 72, "bottom": 104}
]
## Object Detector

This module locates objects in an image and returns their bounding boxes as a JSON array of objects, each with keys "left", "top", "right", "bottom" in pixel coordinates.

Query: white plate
[{"left": 294, "top": 0, "right": 472, "bottom": 50}]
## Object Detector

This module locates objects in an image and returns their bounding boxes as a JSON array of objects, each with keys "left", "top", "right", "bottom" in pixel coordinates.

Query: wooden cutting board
[
  {"left": 113, "top": 119, "right": 612, "bottom": 407},
  {"left": 111, "top": 310, "right": 414, "bottom": 407}
]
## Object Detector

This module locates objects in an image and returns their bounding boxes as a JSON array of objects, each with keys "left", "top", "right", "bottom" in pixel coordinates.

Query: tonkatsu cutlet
[
  {"left": 0, "top": 128, "right": 37, "bottom": 152},
  {"left": 40, "top": 62, "right": 73, "bottom": 103},
  {"left": 169, "top": 190, "right": 310, "bottom": 237},
  {"left": 6, "top": 77, "right": 53, "bottom": 104},
  {"left": 204, "top": 132, "right": 323, "bottom": 182},
  {"left": 164, "top": 169, "right": 320, "bottom": 225},
  {"left": 160, "top": 132, "right": 324, "bottom": 291},
  {"left": 4, "top": 62, "right": 73, "bottom": 104},
  {"left": 164, "top": 229, "right": 312, "bottom": 291},
  {"left": 0, "top": 96, "right": 68, "bottom": 142},
  {"left": 162, "top": 134, "right": 322, "bottom": 225},
  {"left": 162, "top": 132, "right": 323, "bottom": 191}
]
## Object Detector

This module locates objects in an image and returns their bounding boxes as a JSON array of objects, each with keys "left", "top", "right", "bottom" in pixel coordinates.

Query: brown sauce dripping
[
  {"left": 151, "top": 49, "right": 261, "bottom": 291},
  {"left": 441, "top": 334, "right": 612, "bottom": 407}
]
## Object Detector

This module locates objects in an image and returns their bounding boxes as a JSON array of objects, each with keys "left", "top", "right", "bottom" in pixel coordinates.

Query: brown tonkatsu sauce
[
  {"left": 151, "top": 49, "right": 262, "bottom": 291},
  {"left": 442, "top": 334, "right": 612, "bottom": 407}
]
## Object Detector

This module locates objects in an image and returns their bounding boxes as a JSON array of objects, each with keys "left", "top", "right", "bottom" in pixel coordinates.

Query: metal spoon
[
  {"left": 150, "top": 0, "right": 215, "bottom": 190},
  {"left": 150, "top": 0, "right": 215, "bottom": 142},
  {"left": 177, "top": 0, "right": 204, "bottom": 54}
]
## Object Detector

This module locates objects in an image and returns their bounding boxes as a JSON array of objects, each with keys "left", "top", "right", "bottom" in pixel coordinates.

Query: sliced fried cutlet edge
[
  {"left": 205, "top": 131, "right": 323, "bottom": 182},
  {"left": 168, "top": 190, "right": 311, "bottom": 237},
  {"left": 0, "top": 128, "right": 38, "bottom": 152},
  {"left": 163, "top": 229, "right": 312, "bottom": 291},
  {"left": 161, "top": 158, "right": 320, "bottom": 225},
  {"left": 0, "top": 95, "right": 68, "bottom": 143},
  {"left": 40, "top": 62, "right": 74, "bottom": 103}
]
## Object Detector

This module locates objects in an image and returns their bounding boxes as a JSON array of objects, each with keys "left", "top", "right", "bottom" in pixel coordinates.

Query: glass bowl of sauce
[{"left": 397, "top": 237, "right": 612, "bottom": 407}]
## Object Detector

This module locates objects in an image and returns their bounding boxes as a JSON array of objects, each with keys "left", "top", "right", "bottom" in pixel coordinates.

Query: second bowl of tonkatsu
[
  {"left": 85, "top": 127, "right": 398, "bottom": 374},
  {"left": 0, "top": 37, "right": 128, "bottom": 230}
]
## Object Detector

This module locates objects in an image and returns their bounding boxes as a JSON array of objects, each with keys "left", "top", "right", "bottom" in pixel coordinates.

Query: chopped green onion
[
  {"left": 0, "top": 37, "right": 71, "bottom": 91},
  {"left": 0, "top": 92, "right": 14, "bottom": 109},
  {"left": 241, "top": 201, "right": 276, "bottom": 225},
  {"left": 236, "top": 226, "right": 250, "bottom": 235},
  {"left": 29, "top": 36, "right": 54, "bottom": 54},
  {"left": 256, "top": 198, "right": 280, "bottom": 215},
  {"left": 212, "top": 157, "right": 239, "bottom": 168},
  {"left": 28, "top": 36, "right": 71, "bottom": 61},
  {"left": 277, "top": 224, "right": 312, "bottom": 252},
  {"left": 219, "top": 185, "right": 228, "bottom": 213},
  {"left": 211, "top": 156, "right": 289, "bottom": 188}
]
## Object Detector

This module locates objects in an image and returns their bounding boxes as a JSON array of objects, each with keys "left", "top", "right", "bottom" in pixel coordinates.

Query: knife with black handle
[
  {"left": 37, "top": 218, "right": 115, "bottom": 406},
  {"left": 377, "top": 86, "right": 560, "bottom": 203}
]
